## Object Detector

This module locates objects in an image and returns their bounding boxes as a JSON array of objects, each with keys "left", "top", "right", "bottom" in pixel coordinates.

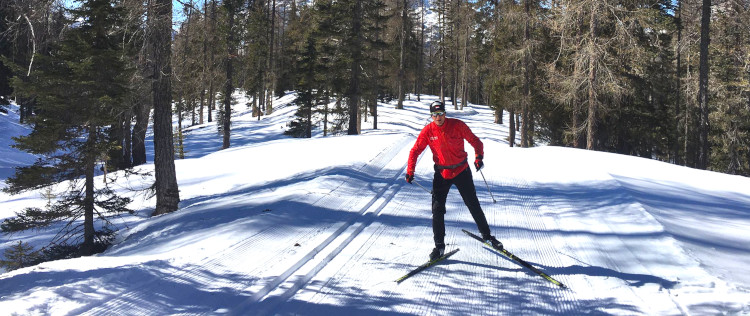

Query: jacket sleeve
[
  {"left": 407, "top": 127, "right": 429, "bottom": 174},
  {"left": 460, "top": 121, "right": 483, "bottom": 158}
]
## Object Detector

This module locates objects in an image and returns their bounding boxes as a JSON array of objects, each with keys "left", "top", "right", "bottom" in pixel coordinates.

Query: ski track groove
[
  {"left": 276, "top": 150, "right": 608, "bottom": 315},
  {"left": 280, "top": 167, "right": 577, "bottom": 315},
  {"left": 251, "top": 184, "right": 403, "bottom": 314},
  {"left": 71, "top": 222, "right": 282, "bottom": 315},
  {"left": 232, "top": 134, "right": 414, "bottom": 315},
  {"left": 532, "top": 171, "right": 689, "bottom": 315},
  {"left": 73, "top": 135, "right": 411, "bottom": 315},
  {"left": 599, "top": 176, "right": 689, "bottom": 315},
  {"left": 276, "top": 146, "right": 454, "bottom": 315},
  {"left": 316, "top": 183, "right": 425, "bottom": 309},
  {"left": 493, "top": 175, "right": 582, "bottom": 313}
]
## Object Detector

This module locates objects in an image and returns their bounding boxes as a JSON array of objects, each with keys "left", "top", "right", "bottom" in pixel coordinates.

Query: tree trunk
[
  {"left": 439, "top": 0, "right": 445, "bottom": 103},
  {"left": 586, "top": 2, "right": 599, "bottom": 150},
  {"left": 572, "top": 99, "right": 581, "bottom": 148},
  {"left": 177, "top": 103, "right": 184, "bottom": 159},
  {"left": 347, "top": 0, "right": 362, "bottom": 135},
  {"left": 199, "top": 0, "right": 209, "bottom": 125},
  {"left": 674, "top": 0, "right": 682, "bottom": 165},
  {"left": 123, "top": 110, "right": 132, "bottom": 167},
  {"left": 324, "top": 94, "right": 330, "bottom": 136},
  {"left": 306, "top": 92, "right": 312, "bottom": 138},
  {"left": 697, "top": 0, "right": 711, "bottom": 169},
  {"left": 372, "top": 95, "right": 378, "bottom": 130},
  {"left": 494, "top": 108, "right": 502, "bottom": 125},
  {"left": 460, "top": 21, "right": 469, "bottom": 110},
  {"left": 509, "top": 108, "right": 516, "bottom": 147},
  {"left": 81, "top": 125, "right": 97, "bottom": 256},
  {"left": 223, "top": 0, "right": 236, "bottom": 149},
  {"left": 417, "top": 0, "right": 424, "bottom": 102},
  {"left": 183, "top": 5, "right": 194, "bottom": 127},
  {"left": 132, "top": 100, "right": 150, "bottom": 165},
  {"left": 520, "top": 0, "right": 531, "bottom": 148},
  {"left": 207, "top": 0, "right": 217, "bottom": 123},
  {"left": 266, "top": 0, "right": 276, "bottom": 115},
  {"left": 151, "top": 0, "right": 180, "bottom": 216},
  {"left": 396, "top": 0, "right": 407, "bottom": 110}
]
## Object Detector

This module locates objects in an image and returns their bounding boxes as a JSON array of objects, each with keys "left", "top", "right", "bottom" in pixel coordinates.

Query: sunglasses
[{"left": 431, "top": 111, "right": 445, "bottom": 117}]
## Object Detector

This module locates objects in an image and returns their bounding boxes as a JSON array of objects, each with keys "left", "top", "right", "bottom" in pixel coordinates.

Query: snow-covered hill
[
  {"left": 1, "top": 94, "right": 749, "bottom": 315},
  {"left": 0, "top": 103, "right": 38, "bottom": 182}
]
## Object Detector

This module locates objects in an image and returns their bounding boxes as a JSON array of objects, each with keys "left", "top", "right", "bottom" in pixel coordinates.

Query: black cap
[{"left": 430, "top": 101, "right": 445, "bottom": 113}]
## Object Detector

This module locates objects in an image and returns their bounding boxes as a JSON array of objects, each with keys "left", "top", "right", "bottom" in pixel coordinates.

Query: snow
[
  {"left": 0, "top": 105, "right": 39, "bottom": 183},
  {"left": 1, "top": 94, "right": 749, "bottom": 315}
]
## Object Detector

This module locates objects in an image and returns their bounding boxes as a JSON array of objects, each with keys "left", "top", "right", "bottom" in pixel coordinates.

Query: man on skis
[{"left": 405, "top": 101, "right": 502, "bottom": 261}]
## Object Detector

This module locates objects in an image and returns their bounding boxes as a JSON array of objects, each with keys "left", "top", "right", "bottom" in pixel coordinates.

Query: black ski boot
[
  {"left": 429, "top": 244, "right": 445, "bottom": 261},
  {"left": 483, "top": 235, "right": 503, "bottom": 251}
]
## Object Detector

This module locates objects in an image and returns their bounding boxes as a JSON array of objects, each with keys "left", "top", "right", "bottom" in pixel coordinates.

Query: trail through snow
[{"left": 1, "top": 94, "right": 749, "bottom": 315}]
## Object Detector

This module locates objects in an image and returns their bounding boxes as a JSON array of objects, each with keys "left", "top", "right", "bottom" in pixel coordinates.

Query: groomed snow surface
[{"left": 1, "top": 94, "right": 749, "bottom": 315}]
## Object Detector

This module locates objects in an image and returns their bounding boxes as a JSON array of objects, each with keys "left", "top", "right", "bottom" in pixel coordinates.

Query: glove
[
  {"left": 405, "top": 173, "right": 414, "bottom": 184},
  {"left": 474, "top": 154, "right": 484, "bottom": 171}
]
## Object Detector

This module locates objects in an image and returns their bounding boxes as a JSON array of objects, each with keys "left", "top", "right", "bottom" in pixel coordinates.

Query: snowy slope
[
  {"left": 0, "top": 103, "right": 39, "bottom": 184},
  {"left": 1, "top": 93, "right": 749, "bottom": 315}
]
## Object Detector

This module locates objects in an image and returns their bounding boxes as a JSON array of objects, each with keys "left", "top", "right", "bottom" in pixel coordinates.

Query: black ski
[
  {"left": 462, "top": 229, "right": 566, "bottom": 288},
  {"left": 395, "top": 248, "right": 460, "bottom": 283}
]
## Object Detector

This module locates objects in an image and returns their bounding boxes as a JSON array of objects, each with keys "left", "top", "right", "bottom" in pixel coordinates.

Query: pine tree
[
  {"left": 276, "top": 0, "right": 301, "bottom": 96},
  {"left": 286, "top": 35, "right": 319, "bottom": 138},
  {"left": 0, "top": 241, "right": 40, "bottom": 271},
  {"left": 707, "top": 2, "right": 750, "bottom": 174},
  {"left": 395, "top": 0, "right": 412, "bottom": 110},
  {"left": 4, "top": 0, "right": 134, "bottom": 256}
]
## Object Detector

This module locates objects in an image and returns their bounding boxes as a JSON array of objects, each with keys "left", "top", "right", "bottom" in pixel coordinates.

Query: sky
[
  {"left": 61, "top": 0, "right": 189, "bottom": 25},
  {"left": 1, "top": 92, "right": 749, "bottom": 315}
]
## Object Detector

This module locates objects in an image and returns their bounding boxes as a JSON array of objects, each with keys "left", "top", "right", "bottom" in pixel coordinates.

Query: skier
[{"left": 405, "top": 100, "right": 502, "bottom": 261}]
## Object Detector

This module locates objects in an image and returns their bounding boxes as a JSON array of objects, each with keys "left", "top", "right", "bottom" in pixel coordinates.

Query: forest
[{"left": 0, "top": 0, "right": 748, "bottom": 259}]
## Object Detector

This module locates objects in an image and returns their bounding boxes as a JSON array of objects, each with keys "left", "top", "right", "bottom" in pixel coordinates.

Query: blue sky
[{"left": 62, "top": 0, "right": 188, "bottom": 25}]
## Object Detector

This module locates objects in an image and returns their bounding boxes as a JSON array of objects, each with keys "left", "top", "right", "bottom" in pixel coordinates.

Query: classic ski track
[
  {"left": 503, "top": 176, "right": 580, "bottom": 311},
  {"left": 302, "top": 182, "right": 429, "bottom": 308},
  {"left": 229, "top": 134, "right": 414, "bottom": 314},
  {"left": 270, "top": 143, "right": 442, "bottom": 314},
  {"left": 536, "top": 172, "right": 690, "bottom": 315},
  {"left": 604, "top": 175, "right": 692, "bottom": 315},
  {"left": 72, "top": 134, "right": 412, "bottom": 315},
  {"left": 278, "top": 169, "right": 579, "bottom": 315}
]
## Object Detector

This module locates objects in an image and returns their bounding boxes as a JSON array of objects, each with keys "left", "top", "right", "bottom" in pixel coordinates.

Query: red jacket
[{"left": 407, "top": 118, "right": 484, "bottom": 180}]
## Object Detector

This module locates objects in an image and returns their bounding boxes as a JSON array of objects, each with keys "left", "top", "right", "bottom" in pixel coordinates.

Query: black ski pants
[{"left": 431, "top": 166, "right": 492, "bottom": 247}]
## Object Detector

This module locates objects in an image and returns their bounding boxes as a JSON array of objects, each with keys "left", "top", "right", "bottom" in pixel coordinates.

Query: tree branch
[{"left": 22, "top": 14, "right": 36, "bottom": 76}]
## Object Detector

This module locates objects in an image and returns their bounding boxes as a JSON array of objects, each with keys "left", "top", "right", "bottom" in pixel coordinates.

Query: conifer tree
[
  {"left": 276, "top": 0, "right": 301, "bottom": 95},
  {"left": 150, "top": 0, "right": 180, "bottom": 215},
  {"left": 707, "top": 2, "right": 750, "bottom": 174},
  {"left": 286, "top": 34, "right": 319, "bottom": 138},
  {"left": 697, "top": 0, "right": 711, "bottom": 169},
  {"left": 221, "top": 0, "right": 241, "bottom": 148},
  {"left": 395, "top": 0, "right": 412, "bottom": 110},
  {"left": 4, "top": 0, "right": 134, "bottom": 256},
  {"left": 0, "top": 241, "right": 40, "bottom": 271}
]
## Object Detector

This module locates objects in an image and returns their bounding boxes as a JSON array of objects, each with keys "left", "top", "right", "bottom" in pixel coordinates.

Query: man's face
[{"left": 431, "top": 111, "right": 446, "bottom": 126}]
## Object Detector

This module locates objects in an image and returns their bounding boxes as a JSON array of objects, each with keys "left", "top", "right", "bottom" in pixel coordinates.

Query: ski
[
  {"left": 462, "top": 229, "right": 567, "bottom": 289},
  {"left": 395, "top": 248, "right": 460, "bottom": 283}
]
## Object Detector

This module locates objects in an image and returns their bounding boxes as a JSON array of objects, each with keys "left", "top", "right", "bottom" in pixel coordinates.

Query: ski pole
[
  {"left": 412, "top": 179, "right": 432, "bottom": 195},
  {"left": 479, "top": 169, "right": 497, "bottom": 203}
]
